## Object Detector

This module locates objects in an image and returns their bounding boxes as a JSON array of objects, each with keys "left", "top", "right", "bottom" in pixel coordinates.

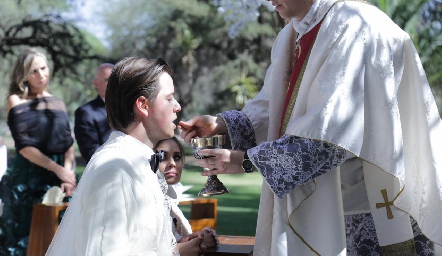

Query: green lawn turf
[{"left": 179, "top": 164, "right": 262, "bottom": 236}]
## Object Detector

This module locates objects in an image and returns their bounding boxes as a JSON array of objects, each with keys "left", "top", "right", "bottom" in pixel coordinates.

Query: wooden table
[{"left": 204, "top": 235, "right": 255, "bottom": 256}]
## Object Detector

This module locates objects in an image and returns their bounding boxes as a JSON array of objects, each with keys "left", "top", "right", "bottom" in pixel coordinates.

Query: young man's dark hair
[{"left": 106, "top": 57, "right": 171, "bottom": 130}]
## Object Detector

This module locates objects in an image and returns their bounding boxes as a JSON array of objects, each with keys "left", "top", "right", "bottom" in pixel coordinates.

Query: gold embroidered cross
[{"left": 376, "top": 189, "right": 394, "bottom": 219}]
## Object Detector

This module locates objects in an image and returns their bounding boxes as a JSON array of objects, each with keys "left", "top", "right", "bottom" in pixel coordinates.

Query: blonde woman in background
[{"left": 0, "top": 48, "right": 76, "bottom": 255}]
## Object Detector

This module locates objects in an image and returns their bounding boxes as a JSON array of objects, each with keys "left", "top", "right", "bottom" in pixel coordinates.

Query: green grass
[{"left": 179, "top": 165, "right": 262, "bottom": 236}]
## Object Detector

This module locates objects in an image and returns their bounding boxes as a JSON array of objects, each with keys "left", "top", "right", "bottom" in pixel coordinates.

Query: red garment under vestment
[{"left": 280, "top": 21, "right": 323, "bottom": 135}]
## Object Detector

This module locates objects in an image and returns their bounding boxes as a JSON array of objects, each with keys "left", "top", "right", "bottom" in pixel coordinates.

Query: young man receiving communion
[{"left": 47, "top": 57, "right": 215, "bottom": 256}]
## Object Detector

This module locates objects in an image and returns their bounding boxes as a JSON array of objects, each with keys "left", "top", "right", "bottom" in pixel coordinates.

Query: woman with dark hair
[
  {"left": 0, "top": 48, "right": 76, "bottom": 255},
  {"left": 154, "top": 137, "right": 218, "bottom": 253}
]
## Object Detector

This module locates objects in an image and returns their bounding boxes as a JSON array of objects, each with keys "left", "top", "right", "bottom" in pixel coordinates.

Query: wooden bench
[
  {"left": 27, "top": 198, "right": 218, "bottom": 256},
  {"left": 26, "top": 203, "right": 69, "bottom": 256},
  {"left": 178, "top": 197, "right": 217, "bottom": 231}
]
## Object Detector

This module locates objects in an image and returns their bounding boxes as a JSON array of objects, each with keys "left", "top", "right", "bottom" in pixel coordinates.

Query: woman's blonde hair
[{"left": 8, "top": 48, "right": 49, "bottom": 98}]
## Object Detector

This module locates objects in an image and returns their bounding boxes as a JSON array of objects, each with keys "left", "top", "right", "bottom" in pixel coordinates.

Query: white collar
[
  {"left": 292, "top": 0, "right": 337, "bottom": 40},
  {"left": 105, "top": 130, "right": 154, "bottom": 158}
]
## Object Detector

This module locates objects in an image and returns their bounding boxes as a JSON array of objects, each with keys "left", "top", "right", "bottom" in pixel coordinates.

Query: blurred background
[
  {"left": 0, "top": 0, "right": 440, "bottom": 123},
  {"left": 0, "top": 0, "right": 441, "bottom": 235}
]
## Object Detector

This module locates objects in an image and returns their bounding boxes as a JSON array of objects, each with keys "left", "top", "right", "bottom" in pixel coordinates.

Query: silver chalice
[{"left": 191, "top": 135, "right": 230, "bottom": 196}]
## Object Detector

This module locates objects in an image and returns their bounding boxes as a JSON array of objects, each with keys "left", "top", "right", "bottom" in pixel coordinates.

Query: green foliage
[
  {"left": 100, "top": 0, "right": 276, "bottom": 120},
  {"left": 188, "top": 52, "right": 267, "bottom": 116},
  {"left": 173, "top": 29, "right": 203, "bottom": 53},
  {"left": 220, "top": 57, "right": 262, "bottom": 110},
  {"left": 163, "top": 0, "right": 211, "bottom": 17},
  {"left": 227, "top": 69, "right": 258, "bottom": 107},
  {"left": 1, "top": 0, "right": 71, "bottom": 20},
  {"left": 0, "top": 0, "right": 115, "bottom": 119},
  {"left": 367, "top": 0, "right": 442, "bottom": 114}
]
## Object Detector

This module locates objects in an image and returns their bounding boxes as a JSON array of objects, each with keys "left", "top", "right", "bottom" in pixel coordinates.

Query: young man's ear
[{"left": 134, "top": 96, "right": 149, "bottom": 117}]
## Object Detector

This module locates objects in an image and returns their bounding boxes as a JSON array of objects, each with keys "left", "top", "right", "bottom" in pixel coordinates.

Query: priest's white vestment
[{"left": 220, "top": 0, "right": 442, "bottom": 255}]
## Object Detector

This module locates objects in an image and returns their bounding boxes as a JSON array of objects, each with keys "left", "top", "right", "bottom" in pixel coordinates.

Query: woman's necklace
[{"left": 294, "top": 0, "right": 325, "bottom": 63}]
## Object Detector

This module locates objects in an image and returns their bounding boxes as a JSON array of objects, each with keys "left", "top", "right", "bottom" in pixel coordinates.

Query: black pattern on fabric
[
  {"left": 345, "top": 213, "right": 380, "bottom": 255},
  {"left": 1, "top": 97, "right": 74, "bottom": 255},
  {"left": 150, "top": 150, "right": 164, "bottom": 173},
  {"left": 248, "top": 135, "right": 347, "bottom": 198},
  {"left": 411, "top": 217, "right": 435, "bottom": 255},
  {"left": 345, "top": 213, "right": 435, "bottom": 255},
  {"left": 7, "top": 97, "right": 73, "bottom": 154},
  {"left": 0, "top": 154, "right": 70, "bottom": 256},
  {"left": 218, "top": 102, "right": 436, "bottom": 256},
  {"left": 218, "top": 110, "right": 256, "bottom": 151}
]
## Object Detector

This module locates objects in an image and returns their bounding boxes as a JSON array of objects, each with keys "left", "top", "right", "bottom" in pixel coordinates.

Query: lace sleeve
[
  {"left": 248, "top": 135, "right": 347, "bottom": 198},
  {"left": 218, "top": 110, "right": 257, "bottom": 151},
  {"left": 156, "top": 172, "right": 179, "bottom": 255}
]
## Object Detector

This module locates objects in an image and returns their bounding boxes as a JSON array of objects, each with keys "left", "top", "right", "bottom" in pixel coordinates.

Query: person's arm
[
  {"left": 192, "top": 110, "right": 257, "bottom": 175},
  {"left": 217, "top": 110, "right": 257, "bottom": 151},
  {"left": 248, "top": 135, "right": 348, "bottom": 198},
  {"left": 6, "top": 95, "right": 21, "bottom": 113},
  {"left": 197, "top": 135, "right": 348, "bottom": 199},
  {"left": 82, "top": 168, "right": 132, "bottom": 254},
  {"left": 63, "top": 145, "right": 75, "bottom": 171},
  {"left": 18, "top": 146, "right": 76, "bottom": 185},
  {"left": 80, "top": 166, "right": 165, "bottom": 255},
  {"left": 179, "top": 115, "right": 227, "bottom": 143},
  {"left": 74, "top": 107, "right": 101, "bottom": 161},
  {"left": 61, "top": 145, "right": 76, "bottom": 196}
]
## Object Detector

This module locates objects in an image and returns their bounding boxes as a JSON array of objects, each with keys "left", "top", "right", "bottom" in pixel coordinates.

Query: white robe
[
  {"left": 167, "top": 183, "right": 193, "bottom": 241},
  {"left": 46, "top": 131, "right": 178, "bottom": 256},
  {"left": 241, "top": 0, "right": 442, "bottom": 255}
]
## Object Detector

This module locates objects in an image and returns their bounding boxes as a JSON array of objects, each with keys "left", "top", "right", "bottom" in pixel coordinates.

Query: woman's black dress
[{"left": 0, "top": 97, "right": 74, "bottom": 256}]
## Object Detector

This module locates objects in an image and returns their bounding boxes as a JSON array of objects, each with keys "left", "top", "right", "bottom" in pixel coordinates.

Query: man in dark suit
[{"left": 74, "top": 63, "right": 114, "bottom": 162}]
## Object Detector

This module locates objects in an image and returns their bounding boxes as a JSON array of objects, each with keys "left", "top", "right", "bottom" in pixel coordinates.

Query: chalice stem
[{"left": 191, "top": 135, "right": 230, "bottom": 197}]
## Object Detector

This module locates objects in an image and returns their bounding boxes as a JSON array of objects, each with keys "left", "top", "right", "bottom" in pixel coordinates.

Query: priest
[{"left": 179, "top": 0, "right": 442, "bottom": 254}]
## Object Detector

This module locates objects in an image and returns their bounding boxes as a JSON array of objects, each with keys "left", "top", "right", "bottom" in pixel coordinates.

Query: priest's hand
[
  {"left": 195, "top": 149, "right": 245, "bottom": 175},
  {"left": 178, "top": 115, "right": 227, "bottom": 143}
]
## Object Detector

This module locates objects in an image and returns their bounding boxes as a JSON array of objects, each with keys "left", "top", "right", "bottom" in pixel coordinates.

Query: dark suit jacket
[{"left": 74, "top": 96, "right": 112, "bottom": 162}]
